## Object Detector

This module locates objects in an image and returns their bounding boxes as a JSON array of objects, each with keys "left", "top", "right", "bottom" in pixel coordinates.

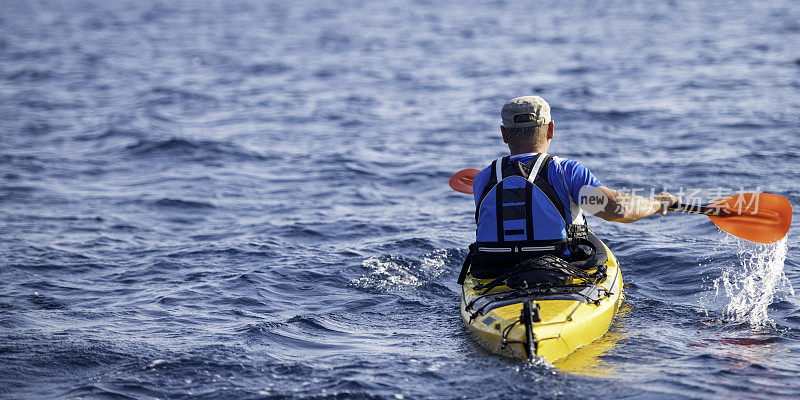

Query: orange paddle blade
[
  {"left": 708, "top": 193, "right": 792, "bottom": 244},
  {"left": 449, "top": 168, "right": 479, "bottom": 194}
]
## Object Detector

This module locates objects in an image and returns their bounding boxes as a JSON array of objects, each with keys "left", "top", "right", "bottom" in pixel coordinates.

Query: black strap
[
  {"left": 530, "top": 155, "right": 568, "bottom": 223},
  {"left": 498, "top": 155, "right": 513, "bottom": 178},
  {"left": 495, "top": 178, "right": 504, "bottom": 243},
  {"left": 457, "top": 243, "right": 476, "bottom": 285},
  {"left": 524, "top": 180, "right": 534, "bottom": 240}
]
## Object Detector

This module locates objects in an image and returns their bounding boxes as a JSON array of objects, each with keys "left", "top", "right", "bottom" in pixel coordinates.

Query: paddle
[
  {"left": 449, "top": 168, "right": 792, "bottom": 244},
  {"left": 669, "top": 193, "right": 792, "bottom": 244},
  {"left": 449, "top": 168, "right": 480, "bottom": 195}
]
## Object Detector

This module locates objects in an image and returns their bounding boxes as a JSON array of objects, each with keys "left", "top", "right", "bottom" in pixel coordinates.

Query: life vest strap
[{"left": 525, "top": 154, "right": 548, "bottom": 184}]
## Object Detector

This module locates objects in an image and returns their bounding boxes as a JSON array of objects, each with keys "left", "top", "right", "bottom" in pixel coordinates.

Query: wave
[
  {"left": 245, "top": 62, "right": 292, "bottom": 76},
  {"left": 124, "top": 137, "right": 266, "bottom": 162},
  {"left": 154, "top": 198, "right": 216, "bottom": 209}
]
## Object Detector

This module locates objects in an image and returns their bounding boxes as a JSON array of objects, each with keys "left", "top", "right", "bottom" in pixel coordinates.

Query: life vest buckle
[{"left": 567, "top": 224, "right": 588, "bottom": 239}]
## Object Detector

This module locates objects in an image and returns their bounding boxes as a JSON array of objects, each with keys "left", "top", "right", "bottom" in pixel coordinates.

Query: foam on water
[
  {"left": 711, "top": 237, "right": 793, "bottom": 327},
  {"left": 350, "top": 249, "right": 448, "bottom": 291}
]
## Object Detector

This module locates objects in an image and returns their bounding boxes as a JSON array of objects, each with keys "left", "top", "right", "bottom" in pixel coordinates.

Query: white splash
[
  {"left": 351, "top": 249, "right": 449, "bottom": 291},
  {"left": 711, "top": 237, "right": 793, "bottom": 327}
]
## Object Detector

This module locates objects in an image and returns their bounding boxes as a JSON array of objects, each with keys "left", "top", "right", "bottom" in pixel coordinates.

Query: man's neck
[{"left": 509, "top": 146, "right": 548, "bottom": 155}]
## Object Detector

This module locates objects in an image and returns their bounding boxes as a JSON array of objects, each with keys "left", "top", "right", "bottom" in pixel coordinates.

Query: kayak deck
[{"left": 460, "top": 241, "right": 623, "bottom": 363}]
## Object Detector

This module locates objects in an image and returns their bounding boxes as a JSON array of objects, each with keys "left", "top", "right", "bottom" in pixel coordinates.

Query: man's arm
[
  {"left": 560, "top": 159, "right": 679, "bottom": 223},
  {"left": 588, "top": 186, "right": 680, "bottom": 223}
]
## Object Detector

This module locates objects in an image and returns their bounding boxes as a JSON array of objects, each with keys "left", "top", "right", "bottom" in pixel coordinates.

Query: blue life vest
[{"left": 467, "top": 153, "right": 589, "bottom": 278}]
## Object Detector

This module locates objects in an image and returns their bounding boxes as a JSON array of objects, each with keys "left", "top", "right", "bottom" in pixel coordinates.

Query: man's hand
[{"left": 654, "top": 192, "right": 681, "bottom": 215}]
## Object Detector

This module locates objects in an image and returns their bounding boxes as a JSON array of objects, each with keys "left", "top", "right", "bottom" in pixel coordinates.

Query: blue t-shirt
[{"left": 472, "top": 153, "right": 603, "bottom": 208}]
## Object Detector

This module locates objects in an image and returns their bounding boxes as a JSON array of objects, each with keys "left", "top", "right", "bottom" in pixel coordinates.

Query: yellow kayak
[{"left": 460, "top": 239, "right": 623, "bottom": 363}]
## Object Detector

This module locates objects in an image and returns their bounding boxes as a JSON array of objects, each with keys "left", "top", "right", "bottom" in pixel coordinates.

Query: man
[{"left": 467, "top": 96, "right": 680, "bottom": 278}]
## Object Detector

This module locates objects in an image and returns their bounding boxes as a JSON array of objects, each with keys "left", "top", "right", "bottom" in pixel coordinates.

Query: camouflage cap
[{"left": 501, "top": 96, "right": 551, "bottom": 128}]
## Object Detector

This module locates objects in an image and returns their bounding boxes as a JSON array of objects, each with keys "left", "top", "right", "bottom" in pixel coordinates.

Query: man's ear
[
  {"left": 501, "top": 126, "right": 510, "bottom": 143},
  {"left": 547, "top": 121, "right": 554, "bottom": 140}
]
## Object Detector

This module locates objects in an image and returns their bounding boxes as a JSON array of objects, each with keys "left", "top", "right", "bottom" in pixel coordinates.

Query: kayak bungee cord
[{"left": 465, "top": 265, "right": 614, "bottom": 324}]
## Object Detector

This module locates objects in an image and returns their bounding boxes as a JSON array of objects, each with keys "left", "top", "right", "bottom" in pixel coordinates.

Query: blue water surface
[{"left": 2, "top": 1, "right": 800, "bottom": 398}]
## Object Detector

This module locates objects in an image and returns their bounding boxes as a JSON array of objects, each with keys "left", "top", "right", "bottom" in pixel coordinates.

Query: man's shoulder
[
  {"left": 475, "top": 164, "right": 492, "bottom": 182},
  {"left": 551, "top": 156, "right": 587, "bottom": 170},
  {"left": 554, "top": 157, "right": 602, "bottom": 189},
  {"left": 550, "top": 155, "right": 572, "bottom": 164}
]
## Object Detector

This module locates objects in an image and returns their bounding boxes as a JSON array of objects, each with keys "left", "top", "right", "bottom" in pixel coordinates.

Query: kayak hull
[{"left": 460, "top": 240, "right": 623, "bottom": 363}]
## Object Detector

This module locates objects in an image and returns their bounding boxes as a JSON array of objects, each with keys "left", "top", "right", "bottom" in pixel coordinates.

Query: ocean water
[{"left": 1, "top": 0, "right": 799, "bottom": 398}]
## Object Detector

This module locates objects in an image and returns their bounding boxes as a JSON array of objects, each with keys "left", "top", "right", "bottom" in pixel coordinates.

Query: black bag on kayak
[
  {"left": 504, "top": 255, "right": 574, "bottom": 288},
  {"left": 473, "top": 254, "right": 594, "bottom": 293}
]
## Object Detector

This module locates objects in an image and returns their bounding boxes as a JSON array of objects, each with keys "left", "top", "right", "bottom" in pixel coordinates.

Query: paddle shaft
[{"left": 668, "top": 202, "right": 727, "bottom": 216}]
